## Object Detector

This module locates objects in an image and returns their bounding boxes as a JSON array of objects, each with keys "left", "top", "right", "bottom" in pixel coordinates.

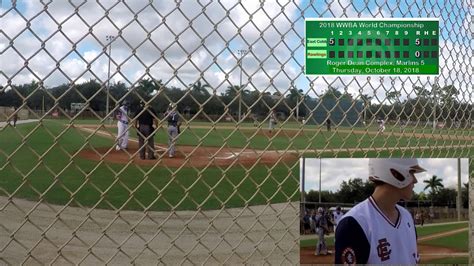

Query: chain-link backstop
[{"left": 0, "top": 0, "right": 472, "bottom": 264}]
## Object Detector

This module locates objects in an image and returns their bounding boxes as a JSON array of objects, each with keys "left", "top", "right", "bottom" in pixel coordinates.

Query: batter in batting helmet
[{"left": 368, "top": 158, "right": 426, "bottom": 189}]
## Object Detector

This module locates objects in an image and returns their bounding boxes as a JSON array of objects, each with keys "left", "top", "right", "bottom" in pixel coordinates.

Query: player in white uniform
[
  {"left": 335, "top": 158, "right": 426, "bottom": 265},
  {"left": 378, "top": 119, "right": 386, "bottom": 133},
  {"left": 268, "top": 110, "right": 277, "bottom": 134},
  {"left": 116, "top": 102, "right": 129, "bottom": 150},
  {"left": 165, "top": 103, "right": 179, "bottom": 158}
]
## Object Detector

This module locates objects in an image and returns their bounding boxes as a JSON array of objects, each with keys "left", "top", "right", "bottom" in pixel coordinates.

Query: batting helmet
[{"left": 369, "top": 158, "right": 426, "bottom": 189}]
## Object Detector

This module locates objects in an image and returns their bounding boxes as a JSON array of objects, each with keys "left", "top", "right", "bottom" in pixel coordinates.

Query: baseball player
[
  {"left": 314, "top": 207, "right": 330, "bottom": 256},
  {"left": 326, "top": 118, "right": 331, "bottom": 132},
  {"left": 332, "top": 206, "right": 344, "bottom": 231},
  {"left": 268, "top": 110, "right": 277, "bottom": 134},
  {"left": 134, "top": 101, "right": 158, "bottom": 160},
  {"left": 10, "top": 106, "right": 18, "bottom": 127},
  {"left": 165, "top": 103, "right": 179, "bottom": 158},
  {"left": 377, "top": 118, "right": 386, "bottom": 133},
  {"left": 115, "top": 101, "right": 129, "bottom": 150},
  {"left": 335, "top": 158, "right": 426, "bottom": 265}
]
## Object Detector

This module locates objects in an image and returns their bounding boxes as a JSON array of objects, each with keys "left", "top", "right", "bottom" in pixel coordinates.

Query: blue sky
[{"left": 0, "top": 0, "right": 471, "bottom": 103}]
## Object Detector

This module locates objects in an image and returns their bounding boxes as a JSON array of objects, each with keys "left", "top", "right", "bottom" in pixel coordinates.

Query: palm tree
[
  {"left": 423, "top": 175, "right": 444, "bottom": 195},
  {"left": 225, "top": 85, "right": 250, "bottom": 120},
  {"left": 286, "top": 87, "right": 308, "bottom": 119},
  {"left": 413, "top": 86, "right": 430, "bottom": 99},
  {"left": 360, "top": 94, "right": 373, "bottom": 124},
  {"left": 225, "top": 85, "right": 250, "bottom": 97},
  {"left": 439, "top": 85, "right": 458, "bottom": 106},
  {"left": 386, "top": 90, "right": 401, "bottom": 105},
  {"left": 190, "top": 80, "right": 211, "bottom": 96},
  {"left": 137, "top": 78, "right": 159, "bottom": 97}
]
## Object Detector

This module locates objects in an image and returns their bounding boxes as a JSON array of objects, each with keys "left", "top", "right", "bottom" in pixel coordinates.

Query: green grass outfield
[
  {"left": 0, "top": 120, "right": 298, "bottom": 211},
  {"left": 421, "top": 229, "right": 469, "bottom": 265},
  {"left": 420, "top": 230, "right": 469, "bottom": 252},
  {"left": 301, "top": 223, "right": 469, "bottom": 265},
  {"left": 300, "top": 221, "right": 468, "bottom": 248},
  {"left": 58, "top": 119, "right": 474, "bottom": 136},
  {"left": 423, "top": 257, "right": 468, "bottom": 264},
  {"left": 300, "top": 235, "right": 335, "bottom": 249},
  {"left": 47, "top": 119, "right": 473, "bottom": 151},
  {"left": 189, "top": 120, "right": 474, "bottom": 135},
  {"left": 0, "top": 119, "right": 472, "bottom": 211},
  {"left": 417, "top": 221, "right": 468, "bottom": 237}
]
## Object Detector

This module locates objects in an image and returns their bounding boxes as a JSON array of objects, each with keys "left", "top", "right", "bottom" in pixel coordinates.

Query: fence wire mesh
[{"left": 0, "top": 0, "right": 472, "bottom": 264}]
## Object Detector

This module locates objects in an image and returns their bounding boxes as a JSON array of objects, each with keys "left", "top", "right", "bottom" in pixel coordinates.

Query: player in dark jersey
[{"left": 134, "top": 101, "right": 158, "bottom": 160}]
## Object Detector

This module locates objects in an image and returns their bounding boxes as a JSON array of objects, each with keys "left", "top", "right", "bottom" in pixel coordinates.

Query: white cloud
[
  {"left": 0, "top": 0, "right": 471, "bottom": 108},
  {"left": 301, "top": 158, "right": 469, "bottom": 195},
  {"left": 0, "top": 1, "right": 303, "bottom": 92}
]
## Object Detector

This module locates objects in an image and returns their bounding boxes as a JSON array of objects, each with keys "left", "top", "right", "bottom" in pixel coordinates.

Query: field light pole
[
  {"left": 457, "top": 158, "right": 461, "bottom": 221},
  {"left": 106, "top": 35, "right": 114, "bottom": 122},
  {"left": 301, "top": 157, "right": 305, "bottom": 203},
  {"left": 319, "top": 158, "right": 322, "bottom": 204},
  {"left": 237, "top": 49, "right": 249, "bottom": 122},
  {"left": 433, "top": 85, "right": 437, "bottom": 131}
]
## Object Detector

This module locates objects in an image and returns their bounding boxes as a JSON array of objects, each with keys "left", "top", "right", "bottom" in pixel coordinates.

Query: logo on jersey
[
  {"left": 413, "top": 252, "right": 420, "bottom": 263},
  {"left": 341, "top": 247, "right": 356, "bottom": 265},
  {"left": 376, "top": 238, "right": 391, "bottom": 261}
]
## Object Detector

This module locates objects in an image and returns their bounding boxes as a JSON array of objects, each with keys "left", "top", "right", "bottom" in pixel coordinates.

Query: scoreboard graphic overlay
[{"left": 305, "top": 18, "right": 439, "bottom": 75}]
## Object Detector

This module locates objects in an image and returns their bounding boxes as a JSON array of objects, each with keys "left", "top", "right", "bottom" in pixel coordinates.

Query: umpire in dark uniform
[{"left": 134, "top": 101, "right": 158, "bottom": 160}]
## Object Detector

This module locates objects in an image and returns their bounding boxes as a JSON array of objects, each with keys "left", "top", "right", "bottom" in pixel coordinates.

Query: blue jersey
[{"left": 166, "top": 110, "right": 179, "bottom": 126}]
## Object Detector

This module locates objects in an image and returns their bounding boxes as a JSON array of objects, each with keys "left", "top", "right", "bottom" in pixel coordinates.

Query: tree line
[
  {"left": 0, "top": 78, "right": 470, "bottom": 125},
  {"left": 304, "top": 176, "right": 469, "bottom": 208}
]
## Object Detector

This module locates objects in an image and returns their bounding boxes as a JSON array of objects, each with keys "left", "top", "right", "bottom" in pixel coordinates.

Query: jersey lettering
[
  {"left": 336, "top": 197, "right": 418, "bottom": 264},
  {"left": 376, "top": 238, "right": 391, "bottom": 261}
]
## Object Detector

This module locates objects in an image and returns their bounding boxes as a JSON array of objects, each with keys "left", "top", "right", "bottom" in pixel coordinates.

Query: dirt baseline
[
  {"left": 78, "top": 142, "right": 297, "bottom": 168},
  {"left": 76, "top": 125, "right": 298, "bottom": 168}
]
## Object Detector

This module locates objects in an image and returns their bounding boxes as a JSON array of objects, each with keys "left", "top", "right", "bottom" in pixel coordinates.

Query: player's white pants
[
  {"left": 117, "top": 121, "right": 129, "bottom": 149},
  {"left": 315, "top": 228, "right": 328, "bottom": 255},
  {"left": 269, "top": 119, "right": 275, "bottom": 131},
  {"left": 167, "top": 125, "right": 178, "bottom": 157}
]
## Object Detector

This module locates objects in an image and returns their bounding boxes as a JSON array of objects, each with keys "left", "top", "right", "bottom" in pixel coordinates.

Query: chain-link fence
[{"left": 0, "top": 0, "right": 472, "bottom": 264}]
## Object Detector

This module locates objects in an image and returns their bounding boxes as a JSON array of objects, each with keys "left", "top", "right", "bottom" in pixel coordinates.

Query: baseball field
[
  {"left": 300, "top": 221, "right": 470, "bottom": 264},
  {"left": 0, "top": 119, "right": 472, "bottom": 264},
  {"left": 0, "top": 119, "right": 472, "bottom": 211}
]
